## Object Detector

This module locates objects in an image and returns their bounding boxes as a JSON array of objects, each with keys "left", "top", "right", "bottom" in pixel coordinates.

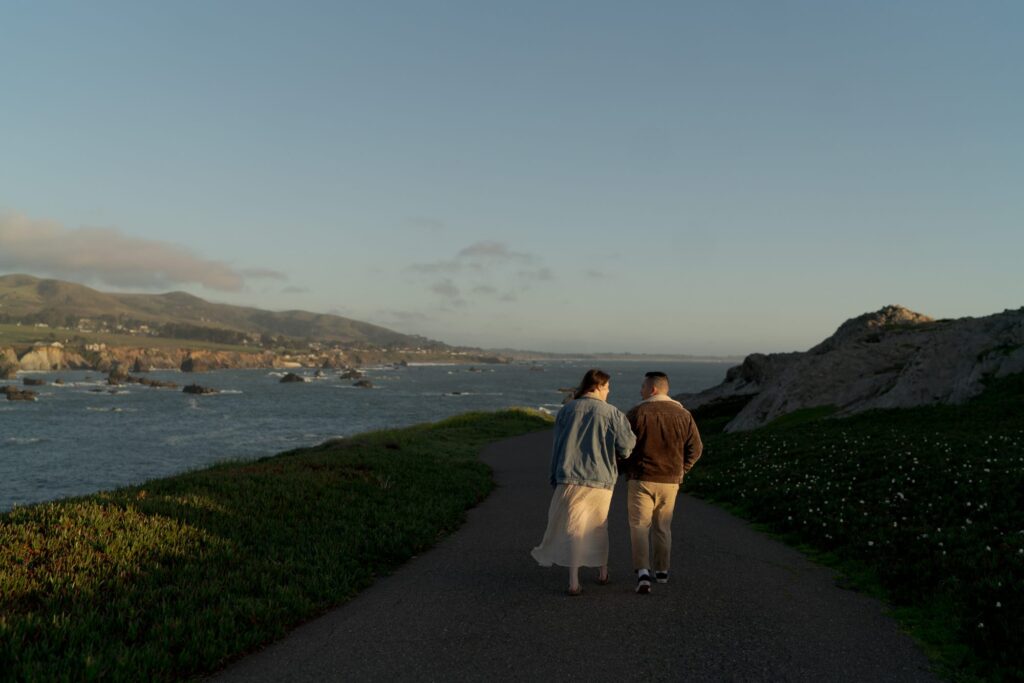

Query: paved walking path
[{"left": 213, "top": 430, "right": 938, "bottom": 682}]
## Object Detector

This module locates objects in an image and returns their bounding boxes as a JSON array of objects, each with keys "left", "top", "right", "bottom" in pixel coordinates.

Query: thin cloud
[
  {"left": 407, "top": 240, "right": 552, "bottom": 307},
  {"left": 457, "top": 241, "right": 536, "bottom": 264},
  {"left": 517, "top": 267, "right": 554, "bottom": 282},
  {"left": 244, "top": 268, "right": 288, "bottom": 280},
  {"left": 408, "top": 240, "right": 538, "bottom": 276},
  {"left": 0, "top": 210, "right": 283, "bottom": 292},
  {"left": 406, "top": 260, "right": 477, "bottom": 276},
  {"left": 281, "top": 286, "right": 309, "bottom": 294},
  {"left": 430, "top": 279, "right": 461, "bottom": 299},
  {"left": 380, "top": 309, "right": 431, "bottom": 323},
  {"left": 429, "top": 279, "right": 466, "bottom": 308}
]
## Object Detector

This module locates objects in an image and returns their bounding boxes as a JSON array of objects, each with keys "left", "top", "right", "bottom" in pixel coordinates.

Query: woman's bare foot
[
  {"left": 568, "top": 566, "right": 582, "bottom": 595},
  {"left": 597, "top": 565, "right": 610, "bottom": 585}
]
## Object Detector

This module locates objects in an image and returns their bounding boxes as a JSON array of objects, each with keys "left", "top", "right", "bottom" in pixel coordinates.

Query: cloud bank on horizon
[{"left": 0, "top": 210, "right": 286, "bottom": 293}]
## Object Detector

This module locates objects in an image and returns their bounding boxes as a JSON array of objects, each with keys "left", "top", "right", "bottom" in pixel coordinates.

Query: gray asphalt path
[{"left": 212, "top": 430, "right": 938, "bottom": 682}]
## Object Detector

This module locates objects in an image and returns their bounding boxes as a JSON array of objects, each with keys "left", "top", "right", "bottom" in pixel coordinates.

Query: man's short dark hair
[{"left": 644, "top": 371, "right": 670, "bottom": 391}]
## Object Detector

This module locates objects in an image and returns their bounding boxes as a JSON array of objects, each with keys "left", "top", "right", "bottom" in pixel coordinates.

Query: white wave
[
  {"left": 4, "top": 436, "right": 44, "bottom": 445},
  {"left": 218, "top": 389, "right": 244, "bottom": 395}
]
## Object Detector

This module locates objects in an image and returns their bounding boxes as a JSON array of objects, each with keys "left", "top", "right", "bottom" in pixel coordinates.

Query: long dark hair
[{"left": 574, "top": 368, "right": 610, "bottom": 399}]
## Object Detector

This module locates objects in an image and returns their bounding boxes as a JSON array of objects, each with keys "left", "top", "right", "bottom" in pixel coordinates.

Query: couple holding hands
[{"left": 531, "top": 368, "right": 703, "bottom": 595}]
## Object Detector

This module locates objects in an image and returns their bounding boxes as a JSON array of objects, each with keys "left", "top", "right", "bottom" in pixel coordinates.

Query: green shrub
[{"left": 687, "top": 374, "right": 1024, "bottom": 682}]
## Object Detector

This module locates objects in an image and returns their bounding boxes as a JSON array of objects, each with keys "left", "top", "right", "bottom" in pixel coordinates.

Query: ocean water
[{"left": 0, "top": 360, "right": 730, "bottom": 511}]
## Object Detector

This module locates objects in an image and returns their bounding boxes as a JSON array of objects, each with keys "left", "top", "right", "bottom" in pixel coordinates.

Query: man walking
[{"left": 624, "top": 371, "right": 703, "bottom": 594}]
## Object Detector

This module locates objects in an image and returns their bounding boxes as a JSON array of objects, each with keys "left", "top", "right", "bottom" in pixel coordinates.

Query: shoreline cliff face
[
  {"left": 677, "top": 305, "right": 1024, "bottom": 432},
  {"left": 0, "top": 343, "right": 506, "bottom": 375},
  {"left": 0, "top": 345, "right": 308, "bottom": 374}
]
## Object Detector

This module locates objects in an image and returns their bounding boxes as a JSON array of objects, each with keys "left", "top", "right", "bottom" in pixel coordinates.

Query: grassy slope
[
  {"left": 0, "top": 323, "right": 254, "bottom": 353},
  {"left": 0, "top": 274, "right": 427, "bottom": 347},
  {"left": 0, "top": 409, "right": 552, "bottom": 682},
  {"left": 686, "top": 374, "right": 1024, "bottom": 682}
]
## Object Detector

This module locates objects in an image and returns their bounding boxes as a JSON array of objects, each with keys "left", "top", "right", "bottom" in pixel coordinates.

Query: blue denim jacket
[{"left": 550, "top": 396, "right": 636, "bottom": 489}]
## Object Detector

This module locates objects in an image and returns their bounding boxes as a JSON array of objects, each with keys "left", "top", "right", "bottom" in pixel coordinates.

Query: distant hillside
[
  {"left": 0, "top": 273, "right": 441, "bottom": 349},
  {"left": 679, "top": 304, "right": 1024, "bottom": 432}
]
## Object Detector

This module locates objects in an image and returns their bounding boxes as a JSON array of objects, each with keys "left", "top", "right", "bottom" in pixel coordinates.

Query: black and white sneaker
[
  {"left": 655, "top": 571, "right": 669, "bottom": 584},
  {"left": 636, "top": 573, "right": 652, "bottom": 594}
]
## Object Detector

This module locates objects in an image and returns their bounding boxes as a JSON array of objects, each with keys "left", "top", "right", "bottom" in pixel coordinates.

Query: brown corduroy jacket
[{"left": 624, "top": 395, "right": 703, "bottom": 484}]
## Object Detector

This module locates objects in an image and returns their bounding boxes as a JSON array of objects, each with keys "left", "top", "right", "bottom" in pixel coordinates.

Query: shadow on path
[{"left": 213, "top": 430, "right": 937, "bottom": 682}]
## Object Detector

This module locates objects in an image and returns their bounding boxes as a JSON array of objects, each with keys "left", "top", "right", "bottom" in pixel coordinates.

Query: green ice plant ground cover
[
  {"left": 686, "top": 374, "right": 1024, "bottom": 682},
  {"left": 0, "top": 409, "right": 553, "bottom": 682}
]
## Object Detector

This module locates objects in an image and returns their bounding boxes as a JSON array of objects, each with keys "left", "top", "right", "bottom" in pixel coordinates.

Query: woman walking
[{"left": 531, "top": 369, "right": 636, "bottom": 595}]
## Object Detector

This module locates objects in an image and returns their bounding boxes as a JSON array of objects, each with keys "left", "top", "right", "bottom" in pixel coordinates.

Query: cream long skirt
[{"left": 530, "top": 483, "right": 614, "bottom": 568}]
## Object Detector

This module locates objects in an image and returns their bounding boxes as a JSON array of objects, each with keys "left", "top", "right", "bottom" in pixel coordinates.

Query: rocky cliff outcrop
[
  {"left": 3, "top": 344, "right": 355, "bottom": 373},
  {"left": 1, "top": 348, "right": 18, "bottom": 379},
  {"left": 678, "top": 305, "right": 1024, "bottom": 432},
  {"left": 16, "top": 345, "right": 90, "bottom": 371}
]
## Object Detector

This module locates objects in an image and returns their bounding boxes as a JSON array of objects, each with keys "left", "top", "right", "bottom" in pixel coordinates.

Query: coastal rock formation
[
  {"left": 678, "top": 305, "right": 1024, "bottom": 432},
  {"left": 3, "top": 385, "right": 37, "bottom": 401},
  {"left": 23, "top": 378, "right": 45, "bottom": 386},
  {"left": 1, "top": 348, "right": 18, "bottom": 379},
  {"left": 353, "top": 379, "right": 374, "bottom": 389},
  {"left": 108, "top": 365, "right": 130, "bottom": 385},
  {"left": 16, "top": 345, "right": 90, "bottom": 371},
  {"left": 180, "top": 355, "right": 209, "bottom": 373},
  {"left": 339, "top": 369, "right": 363, "bottom": 380},
  {"left": 182, "top": 384, "right": 218, "bottom": 395},
  {"left": 118, "top": 375, "right": 178, "bottom": 389},
  {"left": 280, "top": 372, "right": 307, "bottom": 383}
]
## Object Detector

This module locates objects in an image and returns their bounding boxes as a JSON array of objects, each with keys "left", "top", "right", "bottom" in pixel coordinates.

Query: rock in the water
[
  {"left": 23, "top": 378, "right": 46, "bottom": 386},
  {"left": 3, "top": 385, "right": 37, "bottom": 401},
  {"left": 136, "top": 376, "right": 177, "bottom": 389},
  {"left": 182, "top": 384, "right": 218, "bottom": 395},
  {"left": 54, "top": 378, "right": 65, "bottom": 385},
  {"left": 678, "top": 305, "right": 1024, "bottom": 432},
  {"left": 280, "top": 372, "right": 307, "bottom": 383},
  {"left": 339, "top": 368, "right": 363, "bottom": 380},
  {"left": 108, "top": 365, "right": 130, "bottom": 385},
  {"left": 180, "top": 356, "right": 209, "bottom": 373},
  {"left": 132, "top": 357, "right": 149, "bottom": 373},
  {"left": 353, "top": 379, "right": 374, "bottom": 389}
]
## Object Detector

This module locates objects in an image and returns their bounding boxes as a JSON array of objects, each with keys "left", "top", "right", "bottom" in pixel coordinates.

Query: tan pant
[{"left": 627, "top": 479, "right": 680, "bottom": 572}]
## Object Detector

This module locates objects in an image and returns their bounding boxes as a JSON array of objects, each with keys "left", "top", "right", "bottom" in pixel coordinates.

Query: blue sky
[{"left": 1, "top": 1, "right": 1021, "bottom": 355}]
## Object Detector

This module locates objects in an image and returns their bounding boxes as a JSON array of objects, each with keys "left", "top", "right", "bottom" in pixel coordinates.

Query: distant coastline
[{"left": 496, "top": 350, "right": 742, "bottom": 364}]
